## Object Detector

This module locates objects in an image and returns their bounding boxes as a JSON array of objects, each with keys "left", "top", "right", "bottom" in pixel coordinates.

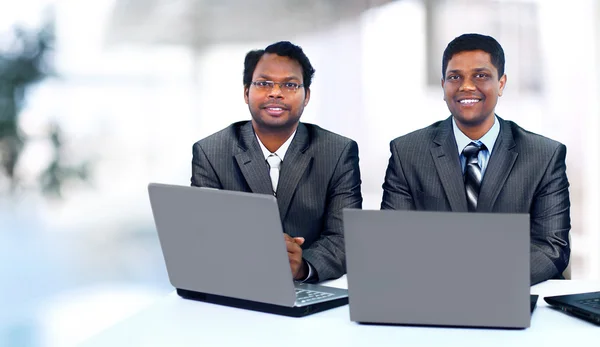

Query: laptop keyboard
[
  {"left": 295, "top": 289, "right": 334, "bottom": 304},
  {"left": 577, "top": 298, "right": 600, "bottom": 310}
]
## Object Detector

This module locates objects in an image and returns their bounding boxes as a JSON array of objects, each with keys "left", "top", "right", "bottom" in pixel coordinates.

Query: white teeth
[
  {"left": 459, "top": 99, "right": 480, "bottom": 104},
  {"left": 267, "top": 107, "right": 283, "bottom": 111}
]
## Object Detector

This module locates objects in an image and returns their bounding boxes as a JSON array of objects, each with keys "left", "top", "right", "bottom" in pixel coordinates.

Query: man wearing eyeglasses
[{"left": 191, "top": 41, "right": 362, "bottom": 283}]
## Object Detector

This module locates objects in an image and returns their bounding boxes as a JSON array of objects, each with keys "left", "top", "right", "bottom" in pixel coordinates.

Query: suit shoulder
[
  {"left": 193, "top": 121, "right": 246, "bottom": 153},
  {"left": 303, "top": 123, "right": 357, "bottom": 148},
  {"left": 389, "top": 120, "right": 445, "bottom": 146},
  {"left": 505, "top": 120, "right": 565, "bottom": 154}
]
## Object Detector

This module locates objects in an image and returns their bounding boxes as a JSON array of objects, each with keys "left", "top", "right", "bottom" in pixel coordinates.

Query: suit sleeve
[
  {"left": 530, "top": 144, "right": 571, "bottom": 285},
  {"left": 381, "top": 140, "right": 416, "bottom": 210},
  {"left": 191, "top": 142, "right": 222, "bottom": 188},
  {"left": 302, "top": 141, "right": 363, "bottom": 281}
]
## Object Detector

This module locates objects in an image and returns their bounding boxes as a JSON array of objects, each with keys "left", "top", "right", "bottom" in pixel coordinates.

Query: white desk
[{"left": 80, "top": 279, "right": 600, "bottom": 347}]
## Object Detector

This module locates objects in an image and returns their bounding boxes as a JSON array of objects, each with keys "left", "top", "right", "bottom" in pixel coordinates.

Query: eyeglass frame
[{"left": 250, "top": 80, "right": 305, "bottom": 93}]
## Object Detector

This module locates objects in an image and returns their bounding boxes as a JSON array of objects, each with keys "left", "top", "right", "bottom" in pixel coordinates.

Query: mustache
[{"left": 260, "top": 101, "right": 290, "bottom": 109}]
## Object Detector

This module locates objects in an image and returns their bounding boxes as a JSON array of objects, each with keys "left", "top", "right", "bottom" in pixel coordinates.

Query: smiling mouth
[
  {"left": 458, "top": 99, "right": 481, "bottom": 105},
  {"left": 262, "top": 106, "right": 288, "bottom": 116}
]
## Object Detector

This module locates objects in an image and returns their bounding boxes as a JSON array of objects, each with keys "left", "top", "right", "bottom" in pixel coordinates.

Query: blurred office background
[{"left": 0, "top": 0, "right": 598, "bottom": 345}]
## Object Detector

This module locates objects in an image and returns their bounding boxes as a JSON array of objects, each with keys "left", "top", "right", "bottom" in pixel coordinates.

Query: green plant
[{"left": 0, "top": 20, "right": 89, "bottom": 198}]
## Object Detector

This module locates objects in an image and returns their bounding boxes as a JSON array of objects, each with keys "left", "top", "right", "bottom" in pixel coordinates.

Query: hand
[{"left": 283, "top": 233, "right": 308, "bottom": 280}]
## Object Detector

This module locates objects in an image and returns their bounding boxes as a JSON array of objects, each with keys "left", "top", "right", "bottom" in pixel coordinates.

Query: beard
[{"left": 248, "top": 101, "right": 304, "bottom": 133}]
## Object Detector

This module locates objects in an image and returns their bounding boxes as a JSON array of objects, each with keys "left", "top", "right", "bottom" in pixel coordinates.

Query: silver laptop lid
[
  {"left": 344, "top": 209, "right": 530, "bottom": 328},
  {"left": 148, "top": 183, "right": 297, "bottom": 307}
]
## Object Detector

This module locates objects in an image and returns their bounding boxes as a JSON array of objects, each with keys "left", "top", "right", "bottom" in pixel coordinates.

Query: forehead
[
  {"left": 446, "top": 50, "right": 497, "bottom": 74},
  {"left": 253, "top": 53, "right": 303, "bottom": 81}
]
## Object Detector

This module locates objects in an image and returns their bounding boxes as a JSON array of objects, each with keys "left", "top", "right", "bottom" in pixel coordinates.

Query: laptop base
[
  {"left": 355, "top": 321, "right": 527, "bottom": 330},
  {"left": 545, "top": 292, "right": 600, "bottom": 326},
  {"left": 352, "top": 295, "right": 538, "bottom": 329},
  {"left": 177, "top": 288, "right": 349, "bottom": 318},
  {"left": 530, "top": 294, "right": 539, "bottom": 313}
]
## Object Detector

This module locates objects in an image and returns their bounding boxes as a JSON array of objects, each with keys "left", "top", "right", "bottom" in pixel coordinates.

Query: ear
[
  {"left": 498, "top": 74, "right": 507, "bottom": 96},
  {"left": 441, "top": 78, "right": 446, "bottom": 100},
  {"left": 303, "top": 88, "right": 311, "bottom": 107},
  {"left": 244, "top": 86, "right": 250, "bottom": 104}
]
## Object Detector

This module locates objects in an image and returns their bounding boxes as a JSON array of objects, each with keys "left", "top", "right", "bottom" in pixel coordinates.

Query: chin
[
  {"left": 260, "top": 120, "right": 296, "bottom": 131},
  {"left": 455, "top": 114, "right": 489, "bottom": 127},
  {"left": 264, "top": 118, "right": 291, "bottom": 127}
]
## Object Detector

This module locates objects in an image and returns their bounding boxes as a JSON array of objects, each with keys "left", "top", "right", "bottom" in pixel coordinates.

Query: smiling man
[
  {"left": 381, "top": 33, "right": 570, "bottom": 285},
  {"left": 191, "top": 41, "right": 362, "bottom": 283}
]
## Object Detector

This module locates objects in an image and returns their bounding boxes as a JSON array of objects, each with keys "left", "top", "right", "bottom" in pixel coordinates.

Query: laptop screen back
[
  {"left": 148, "top": 183, "right": 296, "bottom": 306},
  {"left": 343, "top": 209, "right": 530, "bottom": 328}
]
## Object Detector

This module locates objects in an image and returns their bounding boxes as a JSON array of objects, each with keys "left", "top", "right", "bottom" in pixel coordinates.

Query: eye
[
  {"left": 475, "top": 73, "right": 490, "bottom": 79},
  {"left": 283, "top": 82, "right": 299, "bottom": 90},
  {"left": 447, "top": 75, "right": 460, "bottom": 81},
  {"left": 255, "top": 81, "right": 272, "bottom": 88}
]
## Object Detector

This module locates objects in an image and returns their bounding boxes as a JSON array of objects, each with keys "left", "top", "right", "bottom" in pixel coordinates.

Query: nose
[
  {"left": 268, "top": 83, "right": 284, "bottom": 99},
  {"left": 459, "top": 77, "right": 476, "bottom": 92}
]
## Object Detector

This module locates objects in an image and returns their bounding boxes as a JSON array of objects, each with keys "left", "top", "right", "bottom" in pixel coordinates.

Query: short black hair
[
  {"left": 442, "top": 33, "right": 505, "bottom": 80},
  {"left": 243, "top": 41, "right": 315, "bottom": 91}
]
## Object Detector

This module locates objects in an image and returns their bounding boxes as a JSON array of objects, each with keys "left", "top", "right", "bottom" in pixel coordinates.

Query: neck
[
  {"left": 252, "top": 122, "right": 298, "bottom": 153},
  {"left": 455, "top": 115, "right": 495, "bottom": 141}
]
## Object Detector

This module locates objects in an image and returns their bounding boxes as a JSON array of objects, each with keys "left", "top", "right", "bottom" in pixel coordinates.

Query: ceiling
[{"left": 105, "top": 0, "right": 394, "bottom": 48}]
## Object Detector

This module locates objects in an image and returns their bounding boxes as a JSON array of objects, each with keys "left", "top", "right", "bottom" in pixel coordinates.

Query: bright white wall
[{"left": 191, "top": 0, "right": 599, "bottom": 279}]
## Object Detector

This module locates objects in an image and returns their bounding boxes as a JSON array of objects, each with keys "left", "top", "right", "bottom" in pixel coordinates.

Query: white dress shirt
[{"left": 452, "top": 115, "right": 500, "bottom": 177}]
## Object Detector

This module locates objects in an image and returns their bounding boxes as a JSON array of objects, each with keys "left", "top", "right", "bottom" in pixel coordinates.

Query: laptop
[
  {"left": 343, "top": 209, "right": 533, "bottom": 329},
  {"left": 530, "top": 295, "right": 539, "bottom": 313},
  {"left": 544, "top": 292, "right": 600, "bottom": 325},
  {"left": 147, "top": 183, "right": 348, "bottom": 317}
]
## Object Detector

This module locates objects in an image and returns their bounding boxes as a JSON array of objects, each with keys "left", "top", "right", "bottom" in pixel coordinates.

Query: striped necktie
[{"left": 463, "top": 142, "right": 485, "bottom": 212}]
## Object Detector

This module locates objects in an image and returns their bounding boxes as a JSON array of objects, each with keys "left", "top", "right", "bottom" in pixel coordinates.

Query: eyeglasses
[{"left": 251, "top": 81, "right": 304, "bottom": 93}]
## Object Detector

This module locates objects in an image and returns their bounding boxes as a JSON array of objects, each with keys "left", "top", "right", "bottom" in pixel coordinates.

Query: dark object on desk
[
  {"left": 148, "top": 183, "right": 349, "bottom": 317},
  {"left": 531, "top": 294, "right": 539, "bottom": 313},
  {"left": 544, "top": 291, "right": 600, "bottom": 325},
  {"left": 177, "top": 284, "right": 348, "bottom": 318},
  {"left": 343, "top": 209, "right": 532, "bottom": 329}
]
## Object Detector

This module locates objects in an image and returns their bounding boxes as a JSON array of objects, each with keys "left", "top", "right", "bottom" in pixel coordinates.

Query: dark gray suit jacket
[
  {"left": 381, "top": 116, "right": 571, "bottom": 285},
  {"left": 191, "top": 121, "right": 362, "bottom": 282}
]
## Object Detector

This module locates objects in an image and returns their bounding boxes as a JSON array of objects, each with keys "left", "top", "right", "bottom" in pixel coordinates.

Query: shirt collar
[
  {"left": 256, "top": 129, "right": 297, "bottom": 161},
  {"left": 452, "top": 115, "right": 500, "bottom": 155}
]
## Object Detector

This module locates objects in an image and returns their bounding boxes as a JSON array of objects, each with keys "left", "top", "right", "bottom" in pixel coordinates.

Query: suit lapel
[
  {"left": 477, "top": 118, "right": 518, "bottom": 212},
  {"left": 233, "top": 122, "right": 274, "bottom": 195},
  {"left": 430, "top": 117, "right": 469, "bottom": 212},
  {"left": 276, "top": 123, "right": 312, "bottom": 219}
]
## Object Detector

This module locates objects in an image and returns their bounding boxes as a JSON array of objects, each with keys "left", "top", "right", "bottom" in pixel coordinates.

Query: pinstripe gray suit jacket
[
  {"left": 191, "top": 121, "right": 362, "bottom": 282},
  {"left": 381, "top": 116, "right": 571, "bottom": 285}
]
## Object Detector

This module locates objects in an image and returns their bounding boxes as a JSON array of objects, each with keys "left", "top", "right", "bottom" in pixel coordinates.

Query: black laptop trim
[
  {"left": 530, "top": 294, "right": 539, "bottom": 313},
  {"left": 544, "top": 292, "right": 600, "bottom": 326},
  {"left": 177, "top": 288, "right": 349, "bottom": 318}
]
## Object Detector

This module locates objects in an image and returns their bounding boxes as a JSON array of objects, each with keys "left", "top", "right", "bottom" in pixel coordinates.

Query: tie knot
[
  {"left": 266, "top": 154, "right": 281, "bottom": 169},
  {"left": 462, "top": 142, "right": 484, "bottom": 159}
]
